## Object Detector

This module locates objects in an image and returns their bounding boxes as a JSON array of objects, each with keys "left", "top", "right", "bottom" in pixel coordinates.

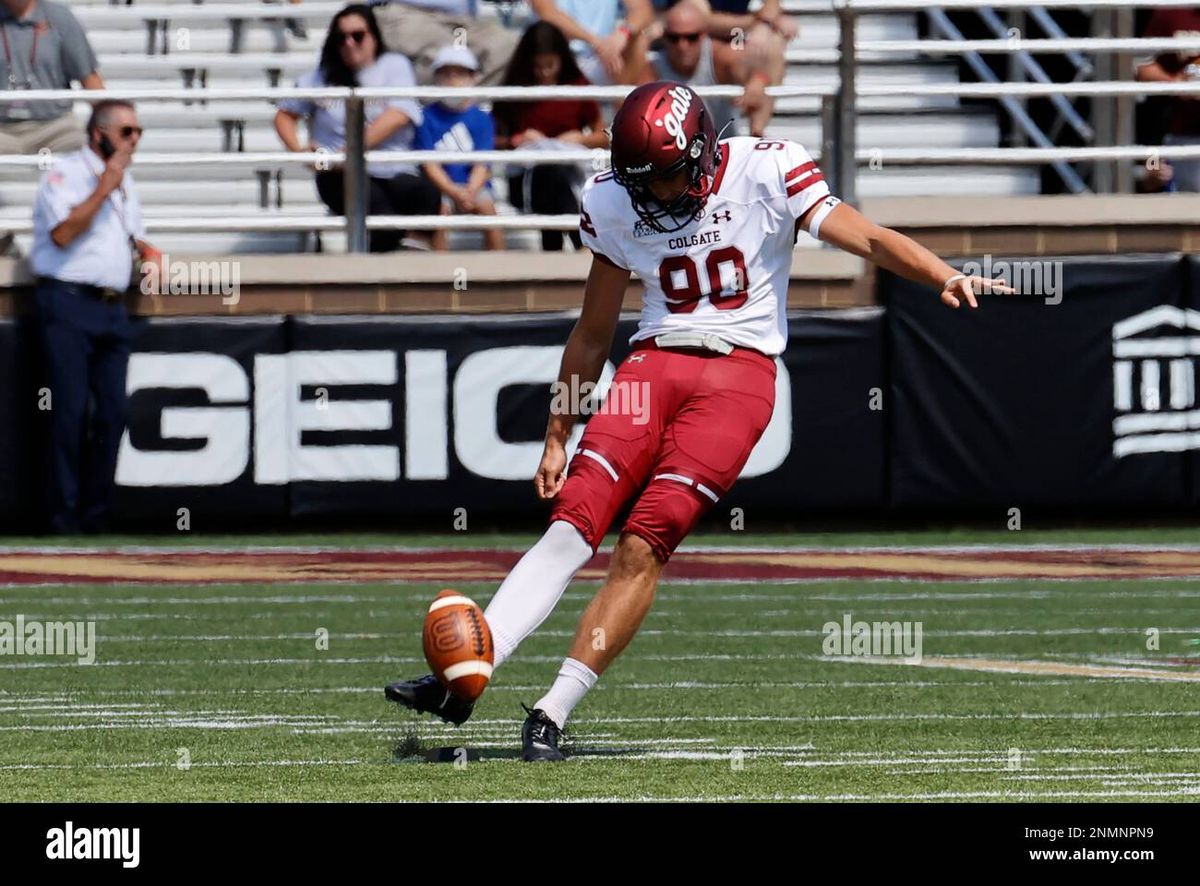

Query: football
[{"left": 421, "top": 589, "right": 495, "bottom": 702}]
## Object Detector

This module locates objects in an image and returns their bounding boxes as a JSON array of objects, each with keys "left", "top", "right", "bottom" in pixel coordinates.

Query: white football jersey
[{"left": 579, "top": 136, "right": 840, "bottom": 356}]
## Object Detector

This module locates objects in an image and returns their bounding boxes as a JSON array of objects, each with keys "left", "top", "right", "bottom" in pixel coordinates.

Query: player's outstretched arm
[
  {"left": 535, "top": 256, "right": 631, "bottom": 500},
  {"left": 809, "top": 201, "right": 1015, "bottom": 309}
]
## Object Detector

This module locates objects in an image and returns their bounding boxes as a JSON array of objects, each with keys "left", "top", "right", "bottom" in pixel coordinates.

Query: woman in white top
[{"left": 275, "top": 4, "right": 440, "bottom": 250}]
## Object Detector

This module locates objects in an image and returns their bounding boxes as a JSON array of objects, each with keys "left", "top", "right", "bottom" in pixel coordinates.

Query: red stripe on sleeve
[
  {"left": 784, "top": 160, "right": 817, "bottom": 182},
  {"left": 786, "top": 173, "right": 825, "bottom": 197}
]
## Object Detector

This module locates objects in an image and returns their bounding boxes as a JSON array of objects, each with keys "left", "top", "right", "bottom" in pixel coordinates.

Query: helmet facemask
[{"left": 616, "top": 132, "right": 718, "bottom": 234}]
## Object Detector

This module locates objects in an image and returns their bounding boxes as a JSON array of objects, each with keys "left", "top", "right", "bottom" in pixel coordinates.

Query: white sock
[
  {"left": 484, "top": 520, "right": 592, "bottom": 669},
  {"left": 534, "top": 657, "right": 598, "bottom": 729}
]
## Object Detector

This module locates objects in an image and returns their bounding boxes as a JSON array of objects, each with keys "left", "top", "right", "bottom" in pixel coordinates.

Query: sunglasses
[
  {"left": 664, "top": 31, "right": 702, "bottom": 44},
  {"left": 338, "top": 29, "right": 369, "bottom": 45},
  {"left": 108, "top": 125, "right": 144, "bottom": 139}
]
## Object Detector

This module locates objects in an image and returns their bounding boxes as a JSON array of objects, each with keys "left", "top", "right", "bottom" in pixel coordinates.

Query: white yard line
[{"left": 842, "top": 654, "right": 1200, "bottom": 683}]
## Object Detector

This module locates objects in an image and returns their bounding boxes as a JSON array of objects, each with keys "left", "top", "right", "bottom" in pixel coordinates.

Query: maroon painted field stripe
[{"left": 0, "top": 548, "right": 1199, "bottom": 585}]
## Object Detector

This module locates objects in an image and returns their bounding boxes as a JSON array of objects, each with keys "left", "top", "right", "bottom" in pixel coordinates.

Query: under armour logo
[
  {"left": 627, "top": 354, "right": 646, "bottom": 363},
  {"left": 711, "top": 210, "right": 732, "bottom": 224}
]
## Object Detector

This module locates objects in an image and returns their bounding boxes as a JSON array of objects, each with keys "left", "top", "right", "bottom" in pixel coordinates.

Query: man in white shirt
[{"left": 30, "top": 100, "right": 159, "bottom": 533}]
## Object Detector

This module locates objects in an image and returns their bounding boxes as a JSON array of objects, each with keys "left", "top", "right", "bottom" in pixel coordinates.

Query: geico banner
[
  {"left": 113, "top": 317, "right": 289, "bottom": 525},
  {"left": 101, "top": 312, "right": 885, "bottom": 521}
]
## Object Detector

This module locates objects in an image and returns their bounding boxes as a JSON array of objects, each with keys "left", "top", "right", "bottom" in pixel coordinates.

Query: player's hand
[
  {"left": 534, "top": 438, "right": 568, "bottom": 500},
  {"left": 940, "top": 273, "right": 1014, "bottom": 309}
]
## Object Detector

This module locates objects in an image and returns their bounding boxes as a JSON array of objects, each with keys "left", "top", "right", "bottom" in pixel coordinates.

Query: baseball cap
[{"left": 431, "top": 45, "right": 480, "bottom": 73}]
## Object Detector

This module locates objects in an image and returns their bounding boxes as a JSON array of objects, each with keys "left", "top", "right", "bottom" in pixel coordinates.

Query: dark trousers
[
  {"left": 34, "top": 280, "right": 131, "bottom": 534},
  {"left": 315, "top": 170, "right": 441, "bottom": 252},
  {"left": 508, "top": 166, "right": 583, "bottom": 252}
]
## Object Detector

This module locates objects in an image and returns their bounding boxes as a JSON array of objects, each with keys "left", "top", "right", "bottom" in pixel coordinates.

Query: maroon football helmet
[{"left": 609, "top": 81, "right": 720, "bottom": 233}]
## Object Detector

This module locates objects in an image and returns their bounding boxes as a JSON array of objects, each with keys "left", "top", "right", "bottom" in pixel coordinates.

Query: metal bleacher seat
[
  {"left": 767, "top": 2, "right": 1038, "bottom": 199},
  {"left": 0, "top": 0, "right": 1038, "bottom": 256}
]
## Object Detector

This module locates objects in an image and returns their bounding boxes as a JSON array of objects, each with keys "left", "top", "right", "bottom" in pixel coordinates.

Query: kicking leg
[
  {"left": 523, "top": 347, "right": 778, "bottom": 759},
  {"left": 384, "top": 519, "right": 593, "bottom": 724},
  {"left": 522, "top": 532, "right": 662, "bottom": 761}
]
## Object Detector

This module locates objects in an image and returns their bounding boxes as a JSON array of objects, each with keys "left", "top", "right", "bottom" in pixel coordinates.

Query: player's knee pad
[
  {"left": 623, "top": 472, "right": 716, "bottom": 562},
  {"left": 549, "top": 454, "right": 628, "bottom": 552}
]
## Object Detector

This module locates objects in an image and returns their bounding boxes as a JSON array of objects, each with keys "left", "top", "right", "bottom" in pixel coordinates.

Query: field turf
[{"left": 1, "top": 527, "right": 1198, "bottom": 802}]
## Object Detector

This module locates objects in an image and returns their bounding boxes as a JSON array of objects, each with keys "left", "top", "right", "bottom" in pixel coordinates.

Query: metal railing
[
  {"left": 3, "top": 0, "right": 1200, "bottom": 245},
  {"left": 0, "top": 85, "right": 813, "bottom": 249},
  {"left": 835, "top": 0, "right": 1200, "bottom": 199}
]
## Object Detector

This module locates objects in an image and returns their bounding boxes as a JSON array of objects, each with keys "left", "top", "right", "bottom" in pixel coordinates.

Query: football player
[{"left": 387, "top": 81, "right": 1012, "bottom": 760}]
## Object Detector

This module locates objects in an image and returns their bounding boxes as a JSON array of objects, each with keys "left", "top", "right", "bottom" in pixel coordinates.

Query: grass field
[{"left": 2, "top": 527, "right": 1199, "bottom": 802}]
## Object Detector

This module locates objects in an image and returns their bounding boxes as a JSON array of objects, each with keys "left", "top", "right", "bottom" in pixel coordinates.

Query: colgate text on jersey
[{"left": 667, "top": 229, "right": 723, "bottom": 250}]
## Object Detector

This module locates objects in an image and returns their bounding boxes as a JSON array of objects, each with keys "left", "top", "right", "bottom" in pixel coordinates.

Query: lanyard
[{"left": 1, "top": 23, "right": 39, "bottom": 73}]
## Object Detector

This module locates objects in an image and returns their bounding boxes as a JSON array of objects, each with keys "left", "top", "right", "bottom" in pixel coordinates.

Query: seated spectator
[
  {"left": 274, "top": 3, "right": 440, "bottom": 251},
  {"left": 494, "top": 21, "right": 607, "bottom": 252},
  {"left": 370, "top": 1, "right": 520, "bottom": 86},
  {"left": 634, "top": 0, "right": 772, "bottom": 136},
  {"left": 530, "top": 0, "right": 653, "bottom": 86},
  {"left": 416, "top": 45, "right": 504, "bottom": 250},
  {"left": 1136, "top": 7, "right": 1200, "bottom": 192},
  {"left": 0, "top": 0, "right": 104, "bottom": 156}
]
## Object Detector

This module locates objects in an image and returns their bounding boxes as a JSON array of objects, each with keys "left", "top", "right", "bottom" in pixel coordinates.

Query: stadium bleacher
[{"left": 0, "top": 0, "right": 1040, "bottom": 257}]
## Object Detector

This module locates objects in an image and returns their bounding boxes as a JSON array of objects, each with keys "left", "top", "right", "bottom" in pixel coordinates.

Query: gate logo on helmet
[{"left": 655, "top": 85, "right": 695, "bottom": 151}]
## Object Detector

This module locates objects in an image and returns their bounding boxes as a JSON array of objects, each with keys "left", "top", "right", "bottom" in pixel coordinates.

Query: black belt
[{"left": 36, "top": 277, "right": 124, "bottom": 303}]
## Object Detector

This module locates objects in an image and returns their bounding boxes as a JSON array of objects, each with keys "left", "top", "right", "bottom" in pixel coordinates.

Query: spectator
[
  {"left": 0, "top": 0, "right": 103, "bottom": 156},
  {"left": 530, "top": 0, "right": 654, "bottom": 86},
  {"left": 369, "top": 1, "right": 520, "bottom": 86},
  {"left": 633, "top": 1, "right": 770, "bottom": 136},
  {"left": 275, "top": 4, "right": 440, "bottom": 251},
  {"left": 1136, "top": 7, "right": 1200, "bottom": 191},
  {"left": 30, "top": 100, "right": 159, "bottom": 534},
  {"left": 416, "top": 45, "right": 504, "bottom": 250},
  {"left": 664, "top": 0, "right": 798, "bottom": 46},
  {"left": 262, "top": 0, "right": 308, "bottom": 40},
  {"left": 495, "top": 21, "right": 607, "bottom": 252},
  {"left": 644, "top": 0, "right": 786, "bottom": 135}
]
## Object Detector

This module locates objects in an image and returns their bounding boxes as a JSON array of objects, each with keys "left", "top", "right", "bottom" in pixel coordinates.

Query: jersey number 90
[{"left": 658, "top": 246, "right": 749, "bottom": 314}]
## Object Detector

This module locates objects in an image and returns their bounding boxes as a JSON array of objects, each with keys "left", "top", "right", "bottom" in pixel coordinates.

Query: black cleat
[
  {"left": 521, "top": 704, "right": 566, "bottom": 762},
  {"left": 385, "top": 674, "right": 474, "bottom": 726}
]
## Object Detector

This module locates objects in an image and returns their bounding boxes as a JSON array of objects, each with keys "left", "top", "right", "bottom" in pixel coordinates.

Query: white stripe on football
[
  {"left": 428, "top": 595, "right": 476, "bottom": 612},
  {"left": 443, "top": 660, "right": 495, "bottom": 681}
]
